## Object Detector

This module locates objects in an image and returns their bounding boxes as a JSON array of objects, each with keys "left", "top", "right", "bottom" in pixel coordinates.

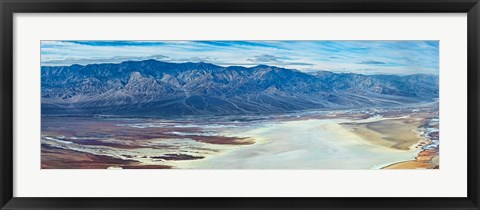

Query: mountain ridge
[{"left": 42, "top": 59, "right": 439, "bottom": 116}]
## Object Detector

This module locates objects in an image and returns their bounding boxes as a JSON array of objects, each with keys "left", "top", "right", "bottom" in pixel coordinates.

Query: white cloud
[{"left": 40, "top": 41, "right": 439, "bottom": 75}]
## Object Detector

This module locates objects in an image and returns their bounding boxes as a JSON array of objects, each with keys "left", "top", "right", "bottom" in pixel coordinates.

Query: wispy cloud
[
  {"left": 42, "top": 54, "right": 170, "bottom": 66},
  {"left": 41, "top": 40, "right": 439, "bottom": 75},
  {"left": 357, "top": 60, "right": 386, "bottom": 65},
  {"left": 247, "top": 54, "right": 282, "bottom": 63},
  {"left": 64, "top": 41, "right": 167, "bottom": 47}
]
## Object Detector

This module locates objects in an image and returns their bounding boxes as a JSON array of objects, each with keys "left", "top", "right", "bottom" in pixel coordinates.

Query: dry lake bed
[{"left": 41, "top": 102, "right": 439, "bottom": 169}]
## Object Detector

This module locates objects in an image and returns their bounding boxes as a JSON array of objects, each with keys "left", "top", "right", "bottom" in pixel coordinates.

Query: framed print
[
  {"left": 39, "top": 40, "right": 441, "bottom": 170},
  {"left": 1, "top": 0, "right": 479, "bottom": 209}
]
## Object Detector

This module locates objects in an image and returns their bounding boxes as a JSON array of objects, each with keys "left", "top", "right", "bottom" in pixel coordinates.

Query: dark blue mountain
[{"left": 41, "top": 59, "right": 438, "bottom": 116}]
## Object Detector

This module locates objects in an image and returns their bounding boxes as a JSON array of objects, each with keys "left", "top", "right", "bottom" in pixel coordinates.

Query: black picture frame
[{"left": 1, "top": 0, "right": 479, "bottom": 209}]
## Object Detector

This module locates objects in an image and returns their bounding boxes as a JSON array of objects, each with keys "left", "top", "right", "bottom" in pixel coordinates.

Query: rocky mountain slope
[{"left": 41, "top": 59, "right": 438, "bottom": 116}]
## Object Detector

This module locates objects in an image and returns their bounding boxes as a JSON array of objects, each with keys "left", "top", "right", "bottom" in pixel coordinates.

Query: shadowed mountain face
[{"left": 41, "top": 59, "right": 438, "bottom": 116}]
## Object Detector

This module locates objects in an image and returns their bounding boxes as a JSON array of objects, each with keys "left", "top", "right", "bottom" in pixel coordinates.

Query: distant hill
[{"left": 41, "top": 59, "right": 438, "bottom": 116}]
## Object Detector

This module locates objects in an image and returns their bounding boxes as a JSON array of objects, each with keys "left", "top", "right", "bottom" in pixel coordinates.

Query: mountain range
[{"left": 41, "top": 59, "right": 439, "bottom": 116}]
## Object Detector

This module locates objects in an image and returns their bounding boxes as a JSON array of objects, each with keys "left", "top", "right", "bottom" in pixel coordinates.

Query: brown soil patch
[
  {"left": 41, "top": 144, "right": 172, "bottom": 169},
  {"left": 383, "top": 149, "right": 439, "bottom": 169},
  {"left": 342, "top": 117, "right": 426, "bottom": 150}
]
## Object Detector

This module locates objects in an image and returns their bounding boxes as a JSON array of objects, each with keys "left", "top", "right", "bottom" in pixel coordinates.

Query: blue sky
[{"left": 41, "top": 40, "right": 439, "bottom": 75}]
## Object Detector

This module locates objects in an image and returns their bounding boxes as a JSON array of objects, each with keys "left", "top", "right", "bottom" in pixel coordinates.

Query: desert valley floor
[{"left": 41, "top": 101, "right": 439, "bottom": 170}]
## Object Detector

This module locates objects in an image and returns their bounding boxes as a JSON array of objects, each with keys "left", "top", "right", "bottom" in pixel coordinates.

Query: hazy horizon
[{"left": 41, "top": 40, "right": 439, "bottom": 75}]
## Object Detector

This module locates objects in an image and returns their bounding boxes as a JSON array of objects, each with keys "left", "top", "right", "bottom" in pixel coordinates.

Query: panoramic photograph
[{"left": 41, "top": 40, "right": 439, "bottom": 169}]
